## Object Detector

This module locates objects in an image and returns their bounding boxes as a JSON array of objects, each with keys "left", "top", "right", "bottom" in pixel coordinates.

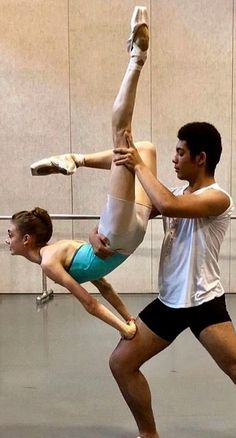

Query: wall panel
[
  {"left": 0, "top": 0, "right": 72, "bottom": 292},
  {"left": 151, "top": 0, "right": 234, "bottom": 292},
  {"left": 0, "top": 0, "right": 234, "bottom": 293}
]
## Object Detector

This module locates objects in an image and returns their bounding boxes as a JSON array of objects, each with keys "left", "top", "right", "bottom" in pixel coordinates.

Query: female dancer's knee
[
  {"left": 112, "top": 123, "right": 131, "bottom": 149},
  {"left": 135, "top": 141, "right": 156, "bottom": 155},
  {"left": 112, "top": 103, "right": 131, "bottom": 137},
  {"left": 135, "top": 141, "right": 157, "bottom": 174}
]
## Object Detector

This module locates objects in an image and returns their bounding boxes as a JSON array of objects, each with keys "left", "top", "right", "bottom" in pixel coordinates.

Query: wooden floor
[{"left": 0, "top": 293, "right": 235, "bottom": 438}]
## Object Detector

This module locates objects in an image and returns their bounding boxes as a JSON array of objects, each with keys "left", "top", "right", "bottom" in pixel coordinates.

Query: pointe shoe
[
  {"left": 127, "top": 6, "right": 149, "bottom": 53},
  {"left": 30, "top": 154, "right": 77, "bottom": 176}
]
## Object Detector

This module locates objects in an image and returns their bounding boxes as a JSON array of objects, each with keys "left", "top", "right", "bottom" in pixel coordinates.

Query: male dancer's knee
[
  {"left": 109, "top": 348, "right": 122, "bottom": 380},
  {"left": 109, "top": 346, "right": 131, "bottom": 382},
  {"left": 217, "top": 354, "right": 236, "bottom": 384}
]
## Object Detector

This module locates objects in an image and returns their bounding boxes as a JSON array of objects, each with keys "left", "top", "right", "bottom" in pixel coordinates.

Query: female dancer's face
[{"left": 6, "top": 222, "right": 25, "bottom": 255}]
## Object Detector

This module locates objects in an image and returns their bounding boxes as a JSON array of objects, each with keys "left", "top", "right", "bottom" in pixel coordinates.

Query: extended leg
[
  {"left": 96, "top": 8, "right": 152, "bottom": 253},
  {"left": 76, "top": 8, "right": 154, "bottom": 208},
  {"left": 72, "top": 141, "right": 157, "bottom": 205},
  {"left": 30, "top": 7, "right": 149, "bottom": 180},
  {"left": 108, "top": 7, "right": 149, "bottom": 202}
]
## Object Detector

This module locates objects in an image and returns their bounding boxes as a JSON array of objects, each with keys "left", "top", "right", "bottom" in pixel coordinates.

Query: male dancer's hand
[
  {"left": 89, "top": 227, "right": 114, "bottom": 259},
  {"left": 113, "top": 133, "right": 144, "bottom": 171}
]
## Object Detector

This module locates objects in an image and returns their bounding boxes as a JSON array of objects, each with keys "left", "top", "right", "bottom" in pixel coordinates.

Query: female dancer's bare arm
[
  {"left": 41, "top": 261, "right": 136, "bottom": 339},
  {"left": 92, "top": 277, "right": 134, "bottom": 322}
]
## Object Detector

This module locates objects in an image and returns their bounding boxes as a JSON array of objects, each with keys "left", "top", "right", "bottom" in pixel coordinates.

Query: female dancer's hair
[{"left": 12, "top": 207, "right": 52, "bottom": 245}]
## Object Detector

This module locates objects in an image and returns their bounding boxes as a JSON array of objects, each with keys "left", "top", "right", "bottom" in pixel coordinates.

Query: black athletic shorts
[{"left": 139, "top": 294, "right": 231, "bottom": 342}]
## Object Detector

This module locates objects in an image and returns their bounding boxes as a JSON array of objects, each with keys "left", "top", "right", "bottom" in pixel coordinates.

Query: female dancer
[{"left": 8, "top": 7, "right": 156, "bottom": 339}]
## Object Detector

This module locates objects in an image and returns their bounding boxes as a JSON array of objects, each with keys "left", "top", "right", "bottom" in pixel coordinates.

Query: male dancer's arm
[
  {"left": 89, "top": 225, "right": 114, "bottom": 259},
  {"left": 113, "top": 136, "right": 229, "bottom": 218}
]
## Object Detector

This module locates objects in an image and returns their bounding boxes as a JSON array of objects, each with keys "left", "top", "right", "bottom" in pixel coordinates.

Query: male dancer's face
[{"left": 172, "top": 140, "right": 199, "bottom": 181}]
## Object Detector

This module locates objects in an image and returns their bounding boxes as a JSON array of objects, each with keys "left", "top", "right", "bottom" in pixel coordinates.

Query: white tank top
[{"left": 158, "top": 183, "right": 234, "bottom": 308}]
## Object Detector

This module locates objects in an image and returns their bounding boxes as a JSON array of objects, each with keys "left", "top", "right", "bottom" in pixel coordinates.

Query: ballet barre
[{"left": 1, "top": 214, "right": 235, "bottom": 220}]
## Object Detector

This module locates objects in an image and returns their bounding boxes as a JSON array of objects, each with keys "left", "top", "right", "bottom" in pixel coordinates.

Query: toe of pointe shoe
[
  {"left": 30, "top": 158, "right": 56, "bottom": 176},
  {"left": 127, "top": 6, "right": 149, "bottom": 52}
]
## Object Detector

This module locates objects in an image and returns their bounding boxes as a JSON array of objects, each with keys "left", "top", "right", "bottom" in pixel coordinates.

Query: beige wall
[{"left": 0, "top": 0, "right": 235, "bottom": 294}]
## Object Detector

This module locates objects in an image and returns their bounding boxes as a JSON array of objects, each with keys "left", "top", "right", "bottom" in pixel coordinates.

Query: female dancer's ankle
[{"left": 72, "top": 153, "right": 85, "bottom": 167}]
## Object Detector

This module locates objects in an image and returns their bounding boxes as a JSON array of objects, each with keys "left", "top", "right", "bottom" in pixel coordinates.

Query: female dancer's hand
[
  {"left": 89, "top": 227, "right": 114, "bottom": 259},
  {"left": 120, "top": 319, "right": 137, "bottom": 340}
]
